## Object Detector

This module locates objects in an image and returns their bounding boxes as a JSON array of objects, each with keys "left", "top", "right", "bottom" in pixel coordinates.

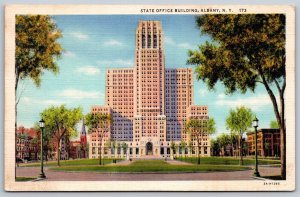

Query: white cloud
[
  {"left": 64, "top": 51, "right": 76, "bottom": 57},
  {"left": 164, "top": 36, "right": 175, "bottom": 45},
  {"left": 70, "top": 32, "right": 88, "bottom": 40},
  {"left": 104, "top": 39, "right": 124, "bottom": 46},
  {"left": 164, "top": 36, "right": 193, "bottom": 49},
  {"left": 75, "top": 66, "right": 100, "bottom": 76},
  {"left": 19, "top": 97, "right": 68, "bottom": 107},
  {"left": 178, "top": 42, "right": 193, "bottom": 49},
  {"left": 216, "top": 94, "right": 273, "bottom": 111},
  {"left": 97, "top": 59, "right": 133, "bottom": 67},
  {"left": 218, "top": 93, "right": 226, "bottom": 99},
  {"left": 60, "top": 89, "right": 104, "bottom": 100},
  {"left": 199, "top": 89, "right": 208, "bottom": 97}
]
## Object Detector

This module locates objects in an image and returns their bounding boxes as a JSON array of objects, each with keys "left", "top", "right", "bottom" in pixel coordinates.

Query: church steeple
[
  {"left": 80, "top": 119, "right": 87, "bottom": 145},
  {"left": 81, "top": 119, "right": 86, "bottom": 135}
]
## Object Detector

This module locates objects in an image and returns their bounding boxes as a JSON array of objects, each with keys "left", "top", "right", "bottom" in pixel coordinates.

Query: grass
[
  {"left": 175, "top": 156, "right": 280, "bottom": 165},
  {"left": 16, "top": 177, "right": 36, "bottom": 182},
  {"left": 50, "top": 160, "right": 251, "bottom": 173},
  {"left": 20, "top": 158, "right": 123, "bottom": 167}
]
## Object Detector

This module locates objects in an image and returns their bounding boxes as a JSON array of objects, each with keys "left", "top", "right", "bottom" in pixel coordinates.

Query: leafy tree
[
  {"left": 85, "top": 112, "right": 112, "bottom": 165},
  {"left": 105, "top": 138, "right": 112, "bottom": 156},
  {"left": 185, "top": 118, "right": 216, "bottom": 164},
  {"left": 15, "top": 15, "right": 62, "bottom": 92},
  {"left": 170, "top": 141, "right": 176, "bottom": 155},
  {"left": 15, "top": 15, "right": 62, "bottom": 169},
  {"left": 122, "top": 142, "right": 128, "bottom": 157},
  {"left": 187, "top": 140, "right": 193, "bottom": 156},
  {"left": 217, "top": 133, "right": 232, "bottom": 156},
  {"left": 187, "top": 14, "right": 286, "bottom": 179},
  {"left": 40, "top": 105, "right": 82, "bottom": 166},
  {"left": 226, "top": 106, "right": 254, "bottom": 165},
  {"left": 210, "top": 139, "right": 220, "bottom": 156},
  {"left": 179, "top": 140, "right": 186, "bottom": 158},
  {"left": 270, "top": 120, "right": 279, "bottom": 129}
]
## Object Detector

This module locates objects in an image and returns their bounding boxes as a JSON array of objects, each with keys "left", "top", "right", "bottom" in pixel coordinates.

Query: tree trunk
[
  {"left": 280, "top": 126, "right": 286, "bottom": 180},
  {"left": 259, "top": 67, "right": 286, "bottom": 179},
  {"left": 239, "top": 134, "right": 243, "bottom": 165},
  {"left": 57, "top": 139, "right": 60, "bottom": 166},
  {"left": 99, "top": 143, "right": 102, "bottom": 165}
]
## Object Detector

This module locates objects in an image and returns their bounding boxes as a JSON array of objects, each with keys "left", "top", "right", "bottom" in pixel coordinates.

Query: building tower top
[
  {"left": 136, "top": 20, "right": 163, "bottom": 50},
  {"left": 81, "top": 119, "right": 86, "bottom": 135}
]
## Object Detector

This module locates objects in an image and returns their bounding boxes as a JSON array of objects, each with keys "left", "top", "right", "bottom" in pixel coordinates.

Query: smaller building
[
  {"left": 16, "top": 126, "right": 39, "bottom": 161},
  {"left": 69, "top": 120, "right": 88, "bottom": 159},
  {"left": 247, "top": 128, "right": 280, "bottom": 157}
]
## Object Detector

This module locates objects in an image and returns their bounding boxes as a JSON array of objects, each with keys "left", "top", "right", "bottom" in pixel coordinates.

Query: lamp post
[
  {"left": 252, "top": 116, "right": 260, "bottom": 177},
  {"left": 38, "top": 119, "right": 46, "bottom": 178}
]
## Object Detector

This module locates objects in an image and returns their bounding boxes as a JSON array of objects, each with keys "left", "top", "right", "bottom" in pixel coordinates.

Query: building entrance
[{"left": 146, "top": 142, "right": 153, "bottom": 155}]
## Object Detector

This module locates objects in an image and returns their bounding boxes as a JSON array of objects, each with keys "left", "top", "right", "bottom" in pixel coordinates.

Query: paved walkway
[{"left": 16, "top": 166, "right": 280, "bottom": 181}]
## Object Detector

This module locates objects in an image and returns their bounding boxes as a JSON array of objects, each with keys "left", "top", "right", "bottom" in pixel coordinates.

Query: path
[{"left": 16, "top": 166, "right": 280, "bottom": 181}]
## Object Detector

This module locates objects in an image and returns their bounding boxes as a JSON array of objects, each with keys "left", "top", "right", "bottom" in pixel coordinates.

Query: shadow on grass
[{"left": 16, "top": 177, "right": 36, "bottom": 182}]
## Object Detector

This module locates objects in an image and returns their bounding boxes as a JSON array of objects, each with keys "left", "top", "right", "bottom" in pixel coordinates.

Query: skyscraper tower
[{"left": 133, "top": 21, "right": 166, "bottom": 151}]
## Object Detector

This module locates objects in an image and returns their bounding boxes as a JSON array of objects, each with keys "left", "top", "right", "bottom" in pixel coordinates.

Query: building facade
[
  {"left": 16, "top": 126, "right": 39, "bottom": 161},
  {"left": 89, "top": 21, "right": 209, "bottom": 159},
  {"left": 247, "top": 128, "right": 280, "bottom": 157},
  {"left": 69, "top": 120, "right": 88, "bottom": 159}
]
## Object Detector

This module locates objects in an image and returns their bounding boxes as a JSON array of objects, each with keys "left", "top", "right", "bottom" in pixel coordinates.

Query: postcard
[{"left": 4, "top": 4, "right": 295, "bottom": 191}]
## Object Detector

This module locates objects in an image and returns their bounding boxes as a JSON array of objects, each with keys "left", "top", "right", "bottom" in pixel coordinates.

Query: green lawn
[
  {"left": 16, "top": 177, "right": 36, "bottom": 182},
  {"left": 20, "top": 158, "right": 123, "bottom": 167},
  {"left": 175, "top": 157, "right": 280, "bottom": 165},
  {"left": 50, "top": 160, "right": 251, "bottom": 173}
]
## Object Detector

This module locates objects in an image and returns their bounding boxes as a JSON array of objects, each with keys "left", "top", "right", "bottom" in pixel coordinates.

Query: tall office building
[{"left": 89, "top": 21, "right": 209, "bottom": 159}]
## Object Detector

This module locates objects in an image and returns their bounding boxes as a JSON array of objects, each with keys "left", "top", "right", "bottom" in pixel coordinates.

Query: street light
[
  {"left": 252, "top": 116, "right": 260, "bottom": 177},
  {"left": 38, "top": 119, "right": 46, "bottom": 179}
]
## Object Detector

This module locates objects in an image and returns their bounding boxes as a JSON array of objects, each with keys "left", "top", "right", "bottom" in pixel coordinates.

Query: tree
[
  {"left": 217, "top": 133, "right": 232, "bottom": 156},
  {"left": 180, "top": 140, "right": 186, "bottom": 158},
  {"left": 270, "top": 120, "right": 279, "bottom": 129},
  {"left": 226, "top": 106, "right": 254, "bottom": 165},
  {"left": 210, "top": 139, "right": 220, "bottom": 156},
  {"left": 187, "top": 14, "right": 286, "bottom": 179},
  {"left": 122, "top": 142, "right": 128, "bottom": 158},
  {"left": 170, "top": 141, "right": 176, "bottom": 156},
  {"left": 185, "top": 118, "right": 216, "bottom": 164},
  {"left": 41, "top": 105, "right": 82, "bottom": 166},
  {"left": 187, "top": 140, "right": 193, "bottom": 156},
  {"left": 85, "top": 112, "right": 112, "bottom": 165},
  {"left": 105, "top": 138, "right": 112, "bottom": 157},
  {"left": 15, "top": 15, "right": 62, "bottom": 92},
  {"left": 15, "top": 15, "right": 63, "bottom": 171}
]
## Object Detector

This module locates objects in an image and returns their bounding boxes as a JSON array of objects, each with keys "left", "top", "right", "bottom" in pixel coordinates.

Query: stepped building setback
[{"left": 89, "top": 21, "right": 210, "bottom": 159}]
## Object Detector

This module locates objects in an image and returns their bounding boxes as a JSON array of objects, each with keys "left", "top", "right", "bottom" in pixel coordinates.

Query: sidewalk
[{"left": 16, "top": 166, "right": 280, "bottom": 181}]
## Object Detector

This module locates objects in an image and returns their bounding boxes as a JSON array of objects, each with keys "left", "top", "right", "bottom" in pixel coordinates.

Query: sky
[{"left": 16, "top": 15, "right": 277, "bottom": 138}]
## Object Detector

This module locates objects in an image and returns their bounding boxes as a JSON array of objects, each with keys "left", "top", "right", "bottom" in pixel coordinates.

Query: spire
[{"left": 81, "top": 119, "right": 86, "bottom": 135}]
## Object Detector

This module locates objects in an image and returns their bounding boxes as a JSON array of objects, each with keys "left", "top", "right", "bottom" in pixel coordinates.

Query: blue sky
[{"left": 16, "top": 15, "right": 277, "bottom": 137}]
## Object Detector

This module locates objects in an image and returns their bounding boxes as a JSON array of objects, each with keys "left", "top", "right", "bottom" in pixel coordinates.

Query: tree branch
[
  {"left": 258, "top": 66, "right": 281, "bottom": 127},
  {"left": 274, "top": 79, "right": 282, "bottom": 94}
]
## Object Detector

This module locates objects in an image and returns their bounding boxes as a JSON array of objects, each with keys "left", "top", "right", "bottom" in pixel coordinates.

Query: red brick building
[
  {"left": 247, "top": 128, "right": 280, "bottom": 157},
  {"left": 16, "top": 126, "right": 39, "bottom": 161}
]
